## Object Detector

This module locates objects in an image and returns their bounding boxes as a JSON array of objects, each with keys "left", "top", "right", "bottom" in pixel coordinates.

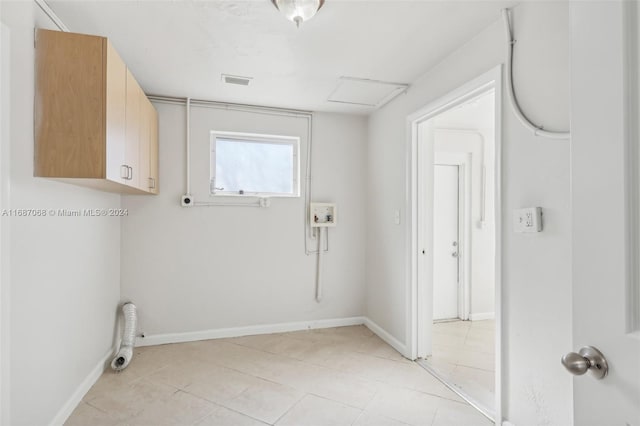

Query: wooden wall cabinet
[{"left": 35, "top": 29, "right": 159, "bottom": 195}]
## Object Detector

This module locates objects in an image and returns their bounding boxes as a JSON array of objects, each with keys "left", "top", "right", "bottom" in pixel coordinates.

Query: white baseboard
[
  {"left": 136, "top": 316, "right": 367, "bottom": 347},
  {"left": 50, "top": 316, "right": 411, "bottom": 425},
  {"left": 363, "top": 317, "right": 409, "bottom": 358},
  {"left": 49, "top": 347, "right": 114, "bottom": 426},
  {"left": 136, "top": 316, "right": 410, "bottom": 362},
  {"left": 470, "top": 312, "right": 495, "bottom": 321}
]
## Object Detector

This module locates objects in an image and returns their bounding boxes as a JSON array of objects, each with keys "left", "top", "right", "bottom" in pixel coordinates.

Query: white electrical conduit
[
  {"left": 304, "top": 115, "right": 315, "bottom": 255},
  {"left": 480, "top": 165, "right": 487, "bottom": 226},
  {"left": 501, "top": 8, "right": 570, "bottom": 140},
  {"left": 111, "top": 302, "right": 137, "bottom": 371},
  {"left": 148, "top": 95, "right": 325, "bottom": 255},
  {"left": 34, "top": 0, "right": 69, "bottom": 31},
  {"left": 186, "top": 97, "right": 191, "bottom": 195},
  {"left": 315, "top": 227, "right": 324, "bottom": 302},
  {"left": 194, "top": 200, "right": 262, "bottom": 208}
]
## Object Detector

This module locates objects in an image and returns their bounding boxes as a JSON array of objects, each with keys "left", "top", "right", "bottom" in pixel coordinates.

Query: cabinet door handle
[
  {"left": 148, "top": 177, "right": 155, "bottom": 189},
  {"left": 121, "top": 165, "right": 129, "bottom": 180},
  {"left": 127, "top": 166, "right": 133, "bottom": 181}
]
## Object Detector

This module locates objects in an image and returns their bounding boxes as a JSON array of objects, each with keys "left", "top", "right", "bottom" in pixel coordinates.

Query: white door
[
  {"left": 570, "top": 2, "right": 640, "bottom": 424},
  {"left": 433, "top": 165, "right": 460, "bottom": 320}
]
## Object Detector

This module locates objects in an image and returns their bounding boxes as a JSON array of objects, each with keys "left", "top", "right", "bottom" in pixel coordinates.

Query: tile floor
[
  {"left": 427, "top": 320, "right": 495, "bottom": 410},
  {"left": 66, "top": 325, "right": 492, "bottom": 426}
]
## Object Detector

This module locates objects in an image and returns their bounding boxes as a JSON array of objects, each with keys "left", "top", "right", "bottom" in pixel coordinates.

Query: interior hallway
[{"left": 67, "top": 326, "right": 491, "bottom": 426}]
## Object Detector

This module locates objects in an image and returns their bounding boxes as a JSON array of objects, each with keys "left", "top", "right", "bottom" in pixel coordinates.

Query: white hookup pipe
[
  {"left": 172, "top": 95, "right": 314, "bottom": 218},
  {"left": 501, "top": 9, "right": 570, "bottom": 140},
  {"left": 315, "top": 227, "right": 323, "bottom": 302},
  {"left": 110, "top": 302, "right": 137, "bottom": 371},
  {"left": 304, "top": 115, "right": 316, "bottom": 255},
  {"left": 186, "top": 97, "right": 192, "bottom": 195}
]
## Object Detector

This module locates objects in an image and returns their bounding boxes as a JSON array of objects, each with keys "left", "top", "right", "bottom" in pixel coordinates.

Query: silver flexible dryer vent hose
[{"left": 111, "top": 302, "right": 137, "bottom": 371}]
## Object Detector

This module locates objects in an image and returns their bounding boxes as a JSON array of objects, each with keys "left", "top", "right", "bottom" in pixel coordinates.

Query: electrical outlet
[{"left": 514, "top": 207, "right": 542, "bottom": 233}]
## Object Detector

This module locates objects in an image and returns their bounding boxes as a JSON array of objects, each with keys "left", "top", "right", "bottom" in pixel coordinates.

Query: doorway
[
  {"left": 432, "top": 151, "right": 473, "bottom": 324},
  {"left": 432, "top": 164, "right": 461, "bottom": 321},
  {"left": 406, "top": 67, "right": 502, "bottom": 422}
]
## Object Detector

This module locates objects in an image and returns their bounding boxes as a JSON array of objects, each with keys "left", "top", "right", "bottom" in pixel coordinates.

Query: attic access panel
[{"left": 328, "top": 77, "right": 409, "bottom": 109}]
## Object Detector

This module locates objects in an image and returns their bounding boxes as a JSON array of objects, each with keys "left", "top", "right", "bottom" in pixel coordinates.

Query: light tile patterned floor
[
  {"left": 428, "top": 320, "right": 495, "bottom": 410},
  {"left": 66, "top": 326, "right": 492, "bottom": 426}
]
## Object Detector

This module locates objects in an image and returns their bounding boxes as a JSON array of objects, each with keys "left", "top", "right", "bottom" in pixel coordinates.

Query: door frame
[
  {"left": 434, "top": 153, "right": 472, "bottom": 321},
  {"left": 404, "top": 65, "right": 503, "bottom": 421}
]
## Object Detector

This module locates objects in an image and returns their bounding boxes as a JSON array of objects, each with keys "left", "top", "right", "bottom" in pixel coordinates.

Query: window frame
[{"left": 209, "top": 130, "right": 301, "bottom": 198}]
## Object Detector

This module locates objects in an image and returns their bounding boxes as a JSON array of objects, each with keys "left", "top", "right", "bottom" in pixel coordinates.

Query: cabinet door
[
  {"left": 138, "top": 97, "right": 151, "bottom": 192},
  {"left": 124, "top": 69, "right": 140, "bottom": 188},
  {"left": 149, "top": 104, "right": 159, "bottom": 194},
  {"left": 35, "top": 30, "right": 105, "bottom": 178},
  {"left": 105, "top": 40, "right": 127, "bottom": 183}
]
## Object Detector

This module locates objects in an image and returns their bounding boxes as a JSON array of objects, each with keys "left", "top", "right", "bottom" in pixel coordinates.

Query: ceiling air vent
[{"left": 221, "top": 74, "right": 253, "bottom": 86}]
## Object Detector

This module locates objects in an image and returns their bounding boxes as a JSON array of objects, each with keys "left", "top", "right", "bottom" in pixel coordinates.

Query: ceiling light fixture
[{"left": 271, "top": 0, "right": 325, "bottom": 28}]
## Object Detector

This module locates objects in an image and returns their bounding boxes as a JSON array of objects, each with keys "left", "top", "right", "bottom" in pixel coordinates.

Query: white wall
[
  {"left": 0, "top": 18, "right": 10, "bottom": 426},
  {"left": 365, "top": 2, "right": 572, "bottom": 425},
  {"left": 121, "top": 103, "right": 367, "bottom": 338},
  {"left": 1, "top": 2, "right": 122, "bottom": 424}
]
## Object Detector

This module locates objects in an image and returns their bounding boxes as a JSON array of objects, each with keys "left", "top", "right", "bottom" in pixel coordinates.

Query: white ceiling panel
[
  {"left": 328, "top": 77, "right": 408, "bottom": 108},
  {"left": 46, "top": 0, "right": 516, "bottom": 114}
]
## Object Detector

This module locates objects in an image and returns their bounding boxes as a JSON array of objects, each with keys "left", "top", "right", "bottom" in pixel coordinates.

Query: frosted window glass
[{"left": 213, "top": 137, "right": 296, "bottom": 195}]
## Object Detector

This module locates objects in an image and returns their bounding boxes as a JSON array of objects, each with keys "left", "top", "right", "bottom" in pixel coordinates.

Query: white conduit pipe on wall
[
  {"left": 501, "top": 8, "right": 570, "bottom": 140},
  {"left": 315, "top": 228, "right": 324, "bottom": 302},
  {"left": 149, "top": 96, "right": 326, "bottom": 299},
  {"left": 34, "top": 0, "right": 69, "bottom": 31},
  {"left": 148, "top": 95, "right": 324, "bottom": 254},
  {"left": 304, "top": 115, "right": 315, "bottom": 254},
  {"left": 110, "top": 302, "right": 137, "bottom": 371},
  {"left": 186, "top": 97, "right": 191, "bottom": 196},
  {"left": 194, "top": 200, "right": 262, "bottom": 208}
]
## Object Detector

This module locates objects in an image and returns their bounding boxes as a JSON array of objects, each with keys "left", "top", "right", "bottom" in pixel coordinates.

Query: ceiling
[{"left": 47, "top": 0, "right": 515, "bottom": 115}]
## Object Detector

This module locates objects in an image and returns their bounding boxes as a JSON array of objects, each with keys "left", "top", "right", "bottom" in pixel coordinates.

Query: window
[{"left": 210, "top": 131, "right": 300, "bottom": 197}]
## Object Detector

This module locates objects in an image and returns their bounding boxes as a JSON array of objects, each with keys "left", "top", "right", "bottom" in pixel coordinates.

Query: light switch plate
[
  {"left": 514, "top": 207, "right": 542, "bottom": 233},
  {"left": 394, "top": 209, "right": 401, "bottom": 225}
]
